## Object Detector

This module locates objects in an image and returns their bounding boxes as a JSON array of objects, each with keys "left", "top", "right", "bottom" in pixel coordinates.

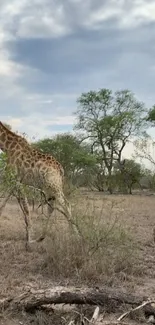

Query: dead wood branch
[
  {"left": 0, "top": 286, "right": 155, "bottom": 319},
  {"left": 94, "top": 323, "right": 133, "bottom": 325},
  {"left": 117, "top": 300, "right": 155, "bottom": 321},
  {"left": 90, "top": 306, "right": 100, "bottom": 323}
]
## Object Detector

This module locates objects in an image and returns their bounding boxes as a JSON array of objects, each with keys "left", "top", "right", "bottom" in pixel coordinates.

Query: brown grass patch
[{"left": 0, "top": 191, "right": 155, "bottom": 324}]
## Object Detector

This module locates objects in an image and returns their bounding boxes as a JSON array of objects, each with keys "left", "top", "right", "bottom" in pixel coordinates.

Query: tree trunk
[
  {"left": 107, "top": 177, "right": 113, "bottom": 194},
  {"left": 128, "top": 185, "right": 132, "bottom": 195},
  {"left": 0, "top": 286, "right": 155, "bottom": 317},
  {"left": 108, "top": 186, "right": 113, "bottom": 194},
  {"left": 107, "top": 169, "right": 114, "bottom": 194}
]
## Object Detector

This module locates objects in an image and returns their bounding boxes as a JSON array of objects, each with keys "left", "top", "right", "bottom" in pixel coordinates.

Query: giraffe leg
[
  {"left": 55, "top": 191, "right": 80, "bottom": 236},
  {"left": 0, "top": 191, "right": 12, "bottom": 216},
  {"left": 17, "top": 195, "right": 34, "bottom": 250},
  {"left": 36, "top": 196, "right": 55, "bottom": 242}
]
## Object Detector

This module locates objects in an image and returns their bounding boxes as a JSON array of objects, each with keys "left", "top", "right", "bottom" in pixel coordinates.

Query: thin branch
[
  {"left": 117, "top": 300, "right": 155, "bottom": 321},
  {"left": 90, "top": 306, "right": 100, "bottom": 323}
]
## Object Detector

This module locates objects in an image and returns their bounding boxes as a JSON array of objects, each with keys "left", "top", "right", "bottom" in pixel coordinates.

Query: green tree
[
  {"left": 114, "top": 159, "right": 144, "bottom": 194},
  {"left": 134, "top": 134, "right": 155, "bottom": 169},
  {"left": 0, "top": 152, "right": 7, "bottom": 181},
  {"left": 140, "top": 168, "right": 155, "bottom": 190},
  {"left": 74, "top": 88, "right": 147, "bottom": 193},
  {"left": 33, "top": 133, "right": 96, "bottom": 185},
  {"left": 146, "top": 105, "right": 155, "bottom": 124}
]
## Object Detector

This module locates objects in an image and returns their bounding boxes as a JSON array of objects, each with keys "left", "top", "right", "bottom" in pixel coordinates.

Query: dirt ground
[{"left": 0, "top": 191, "right": 155, "bottom": 324}]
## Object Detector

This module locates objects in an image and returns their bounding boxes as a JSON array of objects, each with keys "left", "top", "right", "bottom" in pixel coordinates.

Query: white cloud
[
  {"left": 119, "top": 1, "right": 155, "bottom": 28},
  {"left": 0, "top": 49, "right": 40, "bottom": 101},
  {"left": 0, "top": 0, "right": 155, "bottom": 44},
  {"left": 0, "top": 0, "right": 155, "bottom": 147},
  {"left": 131, "top": 1, "right": 155, "bottom": 21},
  {"left": 2, "top": 0, "right": 27, "bottom": 16},
  {"left": 82, "top": 0, "right": 155, "bottom": 30},
  {"left": 0, "top": 0, "right": 154, "bottom": 86},
  {"left": 0, "top": 51, "right": 24, "bottom": 99},
  {"left": 25, "top": 94, "right": 53, "bottom": 104},
  {"left": 6, "top": 118, "right": 23, "bottom": 129},
  {"left": 3, "top": 114, "right": 75, "bottom": 141},
  {"left": 0, "top": 0, "right": 71, "bottom": 39},
  {"left": 18, "top": 11, "right": 70, "bottom": 39},
  {"left": 83, "top": 3, "right": 123, "bottom": 29},
  {"left": 0, "top": 0, "right": 71, "bottom": 106}
]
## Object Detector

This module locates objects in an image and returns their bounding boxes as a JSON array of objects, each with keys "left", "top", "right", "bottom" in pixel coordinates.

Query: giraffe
[{"left": 0, "top": 121, "right": 78, "bottom": 248}]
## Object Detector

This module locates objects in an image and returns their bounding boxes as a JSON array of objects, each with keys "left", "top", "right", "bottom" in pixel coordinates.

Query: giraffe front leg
[
  {"left": 56, "top": 191, "right": 80, "bottom": 237},
  {"left": 17, "top": 195, "right": 34, "bottom": 250},
  {"left": 0, "top": 191, "right": 12, "bottom": 216}
]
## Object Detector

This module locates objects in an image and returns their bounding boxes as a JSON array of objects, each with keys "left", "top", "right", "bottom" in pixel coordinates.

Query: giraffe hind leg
[
  {"left": 37, "top": 190, "right": 80, "bottom": 241},
  {"left": 36, "top": 196, "right": 55, "bottom": 242}
]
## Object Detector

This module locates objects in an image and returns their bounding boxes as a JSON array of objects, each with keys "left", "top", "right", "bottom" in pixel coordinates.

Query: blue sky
[{"left": 1, "top": 0, "right": 155, "bottom": 151}]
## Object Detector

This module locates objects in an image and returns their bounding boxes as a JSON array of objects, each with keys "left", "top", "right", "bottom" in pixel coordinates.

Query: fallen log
[{"left": 0, "top": 286, "right": 155, "bottom": 318}]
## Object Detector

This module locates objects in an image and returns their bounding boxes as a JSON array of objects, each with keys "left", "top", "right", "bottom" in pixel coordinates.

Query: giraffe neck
[{"left": 0, "top": 121, "right": 29, "bottom": 153}]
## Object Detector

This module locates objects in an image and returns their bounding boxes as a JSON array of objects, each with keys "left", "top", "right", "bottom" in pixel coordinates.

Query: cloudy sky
[{"left": 1, "top": 0, "right": 155, "bottom": 150}]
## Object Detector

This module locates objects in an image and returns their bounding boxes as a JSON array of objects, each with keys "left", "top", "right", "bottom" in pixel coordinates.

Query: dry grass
[
  {"left": 43, "top": 201, "right": 137, "bottom": 283},
  {"left": 0, "top": 191, "right": 155, "bottom": 324}
]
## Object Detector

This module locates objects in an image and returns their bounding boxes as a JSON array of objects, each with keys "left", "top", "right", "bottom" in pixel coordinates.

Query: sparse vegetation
[
  {"left": 43, "top": 199, "right": 137, "bottom": 283},
  {"left": 1, "top": 87, "right": 155, "bottom": 324},
  {"left": 0, "top": 193, "right": 154, "bottom": 325}
]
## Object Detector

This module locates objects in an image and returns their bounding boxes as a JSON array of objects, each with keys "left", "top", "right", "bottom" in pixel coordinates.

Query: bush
[{"left": 42, "top": 198, "right": 137, "bottom": 284}]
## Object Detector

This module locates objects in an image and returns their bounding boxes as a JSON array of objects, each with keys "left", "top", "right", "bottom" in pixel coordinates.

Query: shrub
[{"left": 42, "top": 198, "right": 137, "bottom": 284}]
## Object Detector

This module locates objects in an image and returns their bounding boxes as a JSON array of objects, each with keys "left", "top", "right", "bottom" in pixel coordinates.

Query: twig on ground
[
  {"left": 68, "top": 321, "right": 75, "bottom": 325},
  {"left": 117, "top": 299, "right": 155, "bottom": 321},
  {"left": 90, "top": 306, "right": 100, "bottom": 323}
]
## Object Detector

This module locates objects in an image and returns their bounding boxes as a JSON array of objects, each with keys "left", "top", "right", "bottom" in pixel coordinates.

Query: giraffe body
[{"left": 0, "top": 122, "right": 74, "bottom": 247}]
